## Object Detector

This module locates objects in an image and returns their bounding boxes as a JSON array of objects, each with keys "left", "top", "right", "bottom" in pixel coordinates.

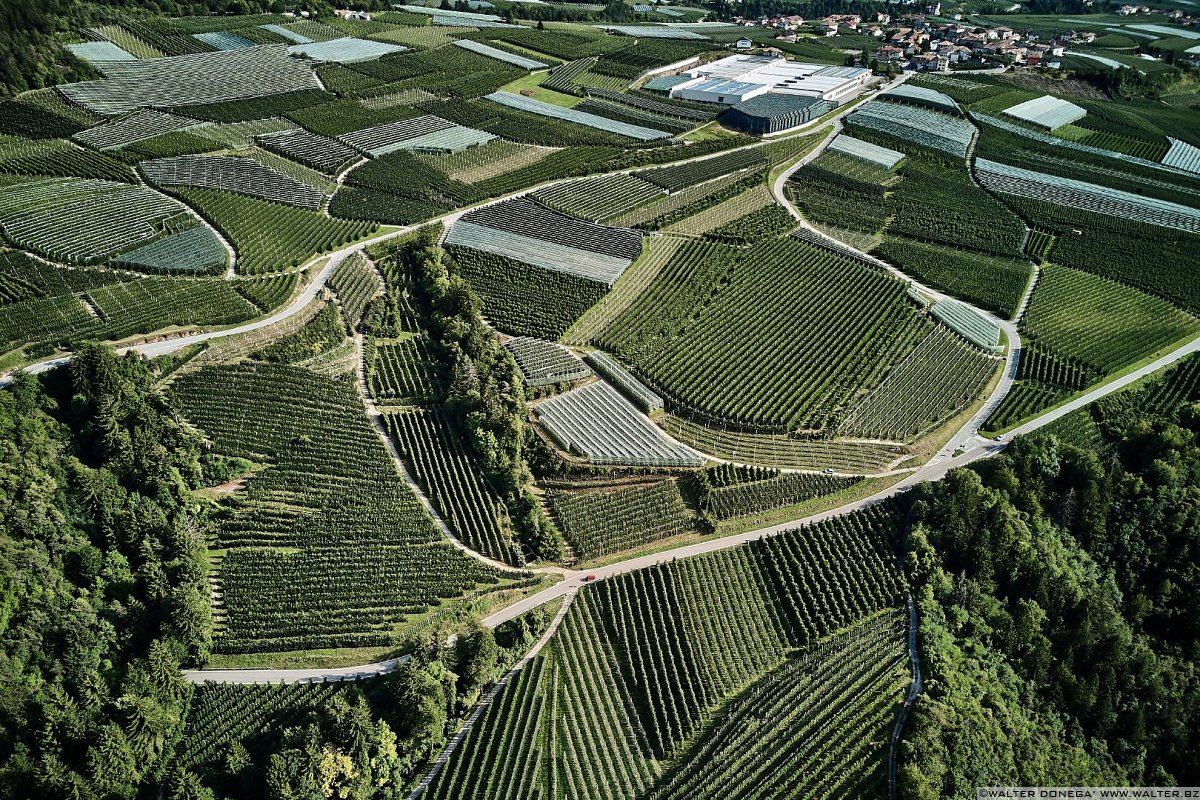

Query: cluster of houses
[
  {"left": 873, "top": 20, "right": 1072, "bottom": 71},
  {"left": 729, "top": 10, "right": 1118, "bottom": 72}
]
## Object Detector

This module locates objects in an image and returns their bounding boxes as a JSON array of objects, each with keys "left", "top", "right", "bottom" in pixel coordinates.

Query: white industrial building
[{"left": 666, "top": 54, "right": 870, "bottom": 105}]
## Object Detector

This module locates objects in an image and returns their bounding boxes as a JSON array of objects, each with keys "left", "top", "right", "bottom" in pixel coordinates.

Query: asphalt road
[
  {"left": 479, "top": 328, "right": 1200, "bottom": 628},
  {"left": 19, "top": 73, "right": 1194, "bottom": 685},
  {"left": 212, "top": 325, "right": 1199, "bottom": 686}
]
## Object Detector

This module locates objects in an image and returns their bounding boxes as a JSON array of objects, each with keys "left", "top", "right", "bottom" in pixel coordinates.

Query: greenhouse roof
[
  {"left": 286, "top": 37, "right": 407, "bottom": 63},
  {"left": 828, "top": 135, "right": 905, "bottom": 169},
  {"left": 883, "top": 83, "right": 959, "bottom": 112},
  {"left": 1001, "top": 95, "right": 1086, "bottom": 130},
  {"left": 67, "top": 41, "right": 136, "bottom": 64},
  {"left": 643, "top": 75, "right": 695, "bottom": 91}
]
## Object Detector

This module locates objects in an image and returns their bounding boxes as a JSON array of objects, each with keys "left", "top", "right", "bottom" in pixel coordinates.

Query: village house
[
  {"left": 874, "top": 44, "right": 906, "bottom": 62},
  {"left": 940, "top": 44, "right": 973, "bottom": 62},
  {"left": 911, "top": 52, "right": 945, "bottom": 70}
]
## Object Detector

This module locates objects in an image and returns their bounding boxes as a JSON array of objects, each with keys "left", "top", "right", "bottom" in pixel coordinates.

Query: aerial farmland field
[{"left": 1, "top": 2, "right": 1199, "bottom": 798}]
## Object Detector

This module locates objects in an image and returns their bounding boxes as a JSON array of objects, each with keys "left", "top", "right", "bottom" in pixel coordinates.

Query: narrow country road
[
  {"left": 13, "top": 71, "right": 1195, "bottom": 689},
  {"left": 888, "top": 594, "right": 923, "bottom": 800},
  {"left": 405, "top": 590, "right": 578, "bottom": 799},
  {"left": 181, "top": 657, "right": 408, "bottom": 685},
  {"left": 191, "top": 326, "right": 1200, "bottom": 683}
]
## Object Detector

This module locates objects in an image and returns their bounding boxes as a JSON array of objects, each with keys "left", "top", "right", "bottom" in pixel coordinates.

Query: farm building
[
  {"left": 667, "top": 54, "right": 870, "bottom": 105},
  {"left": 721, "top": 94, "right": 835, "bottom": 135}
]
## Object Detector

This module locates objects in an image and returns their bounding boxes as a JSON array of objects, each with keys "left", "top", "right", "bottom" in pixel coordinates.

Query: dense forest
[
  {"left": 0, "top": 345, "right": 213, "bottom": 798},
  {"left": 900, "top": 368, "right": 1200, "bottom": 796},
  {"left": 0, "top": 0, "right": 94, "bottom": 96}
]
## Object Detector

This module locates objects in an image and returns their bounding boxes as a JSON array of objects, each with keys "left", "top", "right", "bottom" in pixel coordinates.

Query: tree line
[{"left": 368, "top": 227, "right": 565, "bottom": 562}]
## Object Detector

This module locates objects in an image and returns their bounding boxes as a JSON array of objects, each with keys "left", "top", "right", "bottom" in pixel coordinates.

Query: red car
[{"left": 583, "top": 574, "right": 597, "bottom": 582}]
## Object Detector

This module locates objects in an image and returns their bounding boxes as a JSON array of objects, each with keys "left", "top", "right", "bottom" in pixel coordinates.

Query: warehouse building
[
  {"left": 666, "top": 54, "right": 870, "bottom": 106},
  {"left": 720, "top": 94, "right": 836, "bottom": 135}
]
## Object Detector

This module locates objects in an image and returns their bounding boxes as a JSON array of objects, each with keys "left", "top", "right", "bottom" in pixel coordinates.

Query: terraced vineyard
[
  {"left": 840, "top": 325, "right": 999, "bottom": 441},
  {"left": 0, "top": 273, "right": 260, "bottom": 356},
  {"left": 328, "top": 251, "right": 381, "bottom": 328},
  {"left": 0, "top": 177, "right": 194, "bottom": 263},
  {"left": 447, "top": 246, "right": 608, "bottom": 340},
  {"left": 174, "top": 187, "right": 375, "bottom": 272},
  {"left": 369, "top": 334, "right": 439, "bottom": 403},
  {"left": 386, "top": 409, "right": 522, "bottom": 565},
  {"left": 696, "top": 465, "right": 863, "bottom": 521},
  {"left": 875, "top": 237, "right": 1031, "bottom": 319},
  {"left": 1021, "top": 265, "right": 1198, "bottom": 374},
  {"left": 170, "top": 363, "right": 523, "bottom": 653},
  {"left": 662, "top": 415, "right": 909, "bottom": 473},
  {"left": 648, "top": 611, "right": 907, "bottom": 800},
  {"left": 532, "top": 173, "right": 663, "bottom": 222}
]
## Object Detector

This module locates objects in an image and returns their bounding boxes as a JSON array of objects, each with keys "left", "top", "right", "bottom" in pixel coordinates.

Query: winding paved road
[
  {"left": 13, "top": 76, "right": 1198, "bottom": 687},
  {"left": 405, "top": 590, "right": 578, "bottom": 800},
  {"left": 177, "top": 318, "right": 1200, "bottom": 685}
]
